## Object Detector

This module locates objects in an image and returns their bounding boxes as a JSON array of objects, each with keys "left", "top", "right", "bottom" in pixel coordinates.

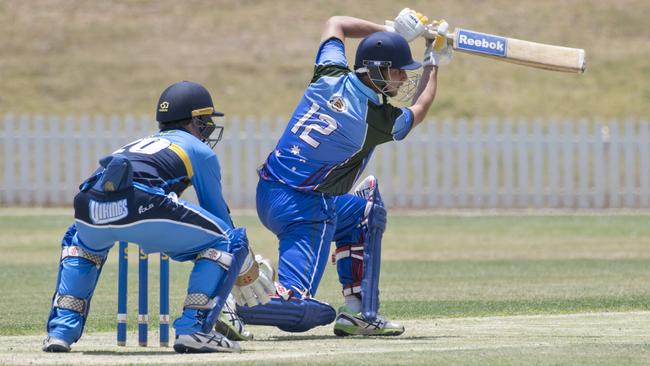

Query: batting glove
[
  {"left": 385, "top": 8, "right": 428, "bottom": 42},
  {"left": 423, "top": 20, "right": 452, "bottom": 67}
]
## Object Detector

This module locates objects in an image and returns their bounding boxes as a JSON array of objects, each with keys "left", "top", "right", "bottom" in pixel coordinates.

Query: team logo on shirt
[{"left": 327, "top": 96, "right": 347, "bottom": 113}]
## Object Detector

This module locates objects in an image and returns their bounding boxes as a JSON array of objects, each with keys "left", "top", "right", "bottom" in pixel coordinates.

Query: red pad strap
[
  {"left": 331, "top": 244, "right": 364, "bottom": 264},
  {"left": 342, "top": 281, "right": 362, "bottom": 296}
]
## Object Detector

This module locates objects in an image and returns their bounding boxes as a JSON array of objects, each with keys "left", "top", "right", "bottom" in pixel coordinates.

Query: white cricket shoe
[
  {"left": 42, "top": 336, "right": 71, "bottom": 352},
  {"left": 173, "top": 330, "right": 241, "bottom": 353},
  {"left": 333, "top": 306, "right": 405, "bottom": 337}
]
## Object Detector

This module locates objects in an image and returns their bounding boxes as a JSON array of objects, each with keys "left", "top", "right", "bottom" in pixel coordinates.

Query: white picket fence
[{"left": 1, "top": 114, "right": 648, "bottom": 209}]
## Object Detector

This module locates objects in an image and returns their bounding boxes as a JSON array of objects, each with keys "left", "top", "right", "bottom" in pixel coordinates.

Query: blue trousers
[
  {"left": 256, "top": 178, "right": 367, "bottom": 297},
  {"left": 46, "top": 187, "right": 233, "bottom": 344}
]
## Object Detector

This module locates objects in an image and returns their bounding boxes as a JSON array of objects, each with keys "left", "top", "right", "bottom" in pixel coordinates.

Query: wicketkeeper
[
  {"left": 237, "top": 9, "right": 450, "bottom": 335},
  {"left": 43, "top": 81, "right": 273, "bottom": 353}
]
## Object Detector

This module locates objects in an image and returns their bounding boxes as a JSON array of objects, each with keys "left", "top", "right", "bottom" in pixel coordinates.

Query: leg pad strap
[
  {"left": 342, "top": 282, "right": 362, "bottom": 296},
  {"left": 61, "top": 246, "right": 105, "bottom": 268},
  {"left": 195, "top": 248, "right": 232, "bottom": 270},
  {"left": 183, "top": 293, "right": 214, "bottom": 310},
  {"left": 54, "top": 294, "right": 87, "bottom": 315}
]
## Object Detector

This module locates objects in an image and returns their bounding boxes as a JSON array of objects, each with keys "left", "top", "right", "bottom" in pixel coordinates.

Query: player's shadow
[
  {"left": 82, "top": 350, "right": 174, "bottom": 356},
  {"left": 262, "top": 335, "right": 446, "bottom": 341},
  {"left": 263, "top": 334, "right": 338, "bottom": 341}
]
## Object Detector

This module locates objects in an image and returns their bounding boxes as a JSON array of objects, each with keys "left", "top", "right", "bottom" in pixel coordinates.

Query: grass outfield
[{"left": 1, "top": 211, "right": 650, "bottom": 364}]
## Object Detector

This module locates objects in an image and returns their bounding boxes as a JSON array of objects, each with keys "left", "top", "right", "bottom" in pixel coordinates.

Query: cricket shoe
[
  {"left": 333, "top": 306, "right": 405, "bottom": 337},
  {"left": 173, "top": 330, "right": 241, "bottom": 353},
  {"left": 215, "top": 295, "right": 253, "bottom": 341},
  {"left": 42, "top": 336, "right": 71, "bottom": 352}
]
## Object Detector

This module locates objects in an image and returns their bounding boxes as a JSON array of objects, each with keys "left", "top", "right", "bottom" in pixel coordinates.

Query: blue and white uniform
[
  {"left": 46, "top": 128, "right": 237, "bottom": 345},
  {"left": 257, "top": 37, "right": 414, "bottom": 297}
]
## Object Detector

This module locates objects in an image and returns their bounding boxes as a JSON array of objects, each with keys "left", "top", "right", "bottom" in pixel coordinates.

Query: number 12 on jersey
[{"left": 291, "top": 102, "right": 338, "bottom": 148}]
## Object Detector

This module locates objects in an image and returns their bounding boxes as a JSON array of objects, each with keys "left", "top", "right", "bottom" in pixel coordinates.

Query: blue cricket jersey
[
  {"left": 107, "top": 128, "right": 234, "bottom": 228},
  {"left": 260, "top": 37, "right": 414, "bottom": 195}
]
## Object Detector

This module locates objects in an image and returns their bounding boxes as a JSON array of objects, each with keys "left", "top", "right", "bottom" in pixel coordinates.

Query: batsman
[
  {"left": 43, "top": 81, "right": 273, "bottom": 353},
  {"left": 237, "top": 9, "right": 449, "bottom": 335}
]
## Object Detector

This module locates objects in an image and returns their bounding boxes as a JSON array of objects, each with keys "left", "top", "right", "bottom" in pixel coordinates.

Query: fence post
[
  {"left": 502, "top": 119, "right": 514, "bottom": 208},
  {"left": 229, "top": 116, "right": 242, "bottom": 209},
  {"left": 63, "top": 116, "right": 76, "bottom": 203},
  {"left": 547, "top": 119, "right": 560, "bottom": 208},
  {"left": 79, "top": 115, "right": 91, "bottom": 185},
  {"left": 396, "top": 134, "right": 408, "bottom": 208},
  {"left": 623, "top": 119, "right": 636, "bottom": 208},
  {"left": 532, "top": 119, "right": 544, "bottom": 208},
  {"left": 34, "top": 115, "right": 46, "bottom": 206},
  {"left": 440, "top": 119, "right": 453, "bottom": 208},
  {"left": 381, "top": 138, "right": 394, "bottom": 207},
  {"left": 3, "top": 114, "right": 15, "bottom": 205},
  {"left": 426, "top": 121, "right": 438, "bottom": 208},
  {"left": 487, "top": 118, "right": 499, "bottom": 208},
  {"left": 244, "top": 118, "right": 256, "bottom": 209},
  {"left": 607, "top": 119, "right": 620, "bottom": 208},
  {"left": 562, "top": 120, "right": 574, "bottom": 208},
  {"left": 592, "top": 119, "right": 606, "bottom": 208},
  {"left": 457, "top": 118, "right": 469, "bottom": 208},
  {"left": 18, "top": 115, "right": 30, "bottom": 205},
  {"left": 517, "top": 119, "right": 529, "bottom": 208},
  {"left": 578, "top": 119, "right": 590, "bottom": 208},
  {"left": 472, "top": 118, "right": 484, "bottom": 208},
  {"left": 48, "top": 116, "right": 62, "bottom": 205},
  {"left": 410, "top": 128, "right": 424, "bottom": 208},
  {"left": 639, "top": 120, "right": 649, "bottom": 208}
]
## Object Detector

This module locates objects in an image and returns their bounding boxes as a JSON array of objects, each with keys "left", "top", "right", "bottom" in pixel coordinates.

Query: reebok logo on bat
[{"left": 456, "top": 29, "right": 507, "bottom": 57}]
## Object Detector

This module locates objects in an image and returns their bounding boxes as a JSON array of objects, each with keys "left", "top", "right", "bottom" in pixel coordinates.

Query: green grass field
[{"left": 1, "top": 210, "right": 649, "bottom": 365}]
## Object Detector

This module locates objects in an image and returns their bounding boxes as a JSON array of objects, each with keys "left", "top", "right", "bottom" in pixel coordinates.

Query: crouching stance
[
  {"left": 244, "top": 9, "right": 443, "bottom": 336},
  {"left": 43, "top": 81, "right": 273, "bottom": 353}
]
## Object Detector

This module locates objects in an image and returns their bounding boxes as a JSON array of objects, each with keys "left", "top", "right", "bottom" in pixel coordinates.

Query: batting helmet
[{"left": 353, "top": 31, "right": 421, "bottom": 71}]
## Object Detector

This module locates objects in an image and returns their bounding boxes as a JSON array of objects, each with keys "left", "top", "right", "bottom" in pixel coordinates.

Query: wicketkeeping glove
[
  {"left": 385, "top": 8, "right": 428, "bottom": 42},
  {"left": 423, "top": 20, "right": 452, "bottom": 67},
  {"left": 231, "top": 250, "right": 275, "bottom": 307}
]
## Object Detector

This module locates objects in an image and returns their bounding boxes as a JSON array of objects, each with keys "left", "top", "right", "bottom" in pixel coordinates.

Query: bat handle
[{"left": 423, "top": 26, "right": 439, "bottom": 40}]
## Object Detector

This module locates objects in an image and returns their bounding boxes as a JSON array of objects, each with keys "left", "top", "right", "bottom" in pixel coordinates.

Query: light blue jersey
[
  {"left": 261, "top": 38, "right": 414, "bottom": 195},
  {"left": 111, "top": 128, "right": 233, "bottom": 228}
]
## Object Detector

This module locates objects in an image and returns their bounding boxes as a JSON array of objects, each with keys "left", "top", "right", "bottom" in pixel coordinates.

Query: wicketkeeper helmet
[{"left": 156, "top": 81, "right": 225, "bottom": 148}]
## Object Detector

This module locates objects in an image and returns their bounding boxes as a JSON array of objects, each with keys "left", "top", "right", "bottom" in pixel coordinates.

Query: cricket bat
[
  {"left": 437, "top": 27, "right": 585, "bottom": 73},
  {"left": 387, "top": 20, "right": 586, "bottom": 73}
]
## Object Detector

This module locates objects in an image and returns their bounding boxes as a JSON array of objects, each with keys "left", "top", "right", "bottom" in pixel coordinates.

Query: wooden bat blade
[{"left": 451, "top": 28, "right": 586, "bottom": 73}]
